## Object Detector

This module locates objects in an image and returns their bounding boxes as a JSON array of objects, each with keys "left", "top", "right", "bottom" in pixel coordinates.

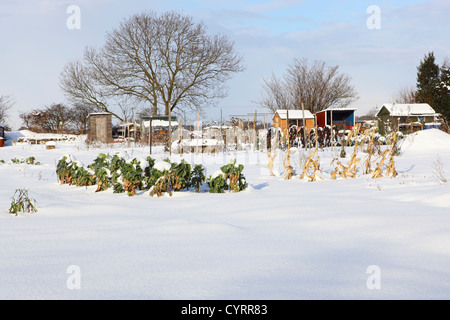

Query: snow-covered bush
[
  {"left": 207, "top": 160, "right": 247, "bottom": 193},
  {"left": 56, "top": 153, "right": 245, "bottom": 197}
]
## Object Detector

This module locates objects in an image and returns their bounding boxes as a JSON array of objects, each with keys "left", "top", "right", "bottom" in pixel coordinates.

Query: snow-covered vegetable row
[{"left": 56, "top": 152, "right": 247, "bottom": 197}]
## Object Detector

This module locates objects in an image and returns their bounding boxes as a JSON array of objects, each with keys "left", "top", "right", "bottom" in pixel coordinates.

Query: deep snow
[{"left": 1, "top": 129, "right": 450, "bottom": 299}]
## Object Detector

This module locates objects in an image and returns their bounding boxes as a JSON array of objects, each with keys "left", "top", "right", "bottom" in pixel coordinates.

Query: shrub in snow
[
  {"left": 170, "top": 160, "right": 192, "bottom": 192},
  {"left": 11, "top": 156, "right": 40, "bottom": 165},
  {"left": 149, "top": 171, "right": 173, "bottom": 197},
  {"left": 207, "top": 160, "right": 247, "bottom": 193},
  {"left": 206, "top": 171, "right": 227, "bottom": 193},
  {"left": 56, "top": 153, "right": 245, "bottom": 197},
  {"left": 9, "top": 188, "right": 37, "bottom": 216},
  {"left": 191, "top": 164, "right": 206, "bottom": 193}
]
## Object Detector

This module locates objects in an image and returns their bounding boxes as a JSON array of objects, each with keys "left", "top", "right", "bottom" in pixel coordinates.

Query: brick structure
[{"left": 87, "top": 113, "right": 113, "bottom": 143}]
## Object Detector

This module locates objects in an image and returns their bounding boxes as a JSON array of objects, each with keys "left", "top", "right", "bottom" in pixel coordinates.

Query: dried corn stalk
[
  {"left": 283, "top": 148, "right": 293, "bottom": 180},
  {"left": 268, "top": 150, "right": 276, "bottom": 176},
  {"left": 299, "top": 149, "right": 322, "bottom": 182},
  {"left": 363, "top": 130, "right": 376, "bottom": 174},
  {"left": 385, "top": 132, "right": 398, "bottom": 177},
  {"left": 371, "top": 149, "right": 389, "bottom": 178},
  {"left": 371, "top": 132, "right": 397, "bottom": 178}
]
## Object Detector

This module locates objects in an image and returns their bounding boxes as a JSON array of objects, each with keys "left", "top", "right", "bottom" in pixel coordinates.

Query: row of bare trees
[
  {"left": 19, "top": 103, "right": 96, "bottom": 134},
  {"left": 9, "top": 10, "right": 361, "bottom": 134}
]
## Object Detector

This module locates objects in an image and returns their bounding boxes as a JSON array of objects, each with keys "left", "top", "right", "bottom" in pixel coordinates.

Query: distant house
[
  {"left": 272, "top": 109, "right": 315, "bottom": 132},
  {"left": 375, "top": 103, "right": 439, "bottom": 134},
  {"left": 316, "top": 107, "right": 357, "bottom": 131},
  {"left": 141, "top": 115, "right": 179, "bottom": 133}
]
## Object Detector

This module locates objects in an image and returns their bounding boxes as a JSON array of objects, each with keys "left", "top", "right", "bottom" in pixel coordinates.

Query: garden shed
[
  {"left": 87, "top": 113, "right": 113, "bottom": 144},
  {"left": 272, "top": 109, "right": 315, "bottom": 132},
  {"left": 316, "top": 107, "right": 356, "bottom": 130},
  {"left": 376, "top": 103, "right": 439, "bottom": 134},
  {"left": 141, "top": 116, "right": 179, "bottom": 133}
]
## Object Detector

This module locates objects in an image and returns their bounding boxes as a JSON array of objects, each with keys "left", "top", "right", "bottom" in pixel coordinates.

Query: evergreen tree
[
  {"left": 416, "top": 52, "right": 450, "bottom": 122},
  {"left": 416, "top": 52, "right": 440, "bottom": 107},
  {"left": 437, "top": 60, "right": 450, "bottom": 121}
]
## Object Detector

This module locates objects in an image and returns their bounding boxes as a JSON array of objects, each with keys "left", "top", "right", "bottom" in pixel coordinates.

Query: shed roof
[
  {"left": 322, "top": 107, "right": 357, "bottom": 112},
  {"left": 275, "top": 109, "right": 314, "bottom": 119},
  {"left": 377, "top": 103, "right": 436, "bottom": 117}
]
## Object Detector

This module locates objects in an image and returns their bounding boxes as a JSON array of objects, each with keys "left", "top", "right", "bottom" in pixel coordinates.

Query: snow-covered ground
[{"left": 1, "top": 129, "right": 450, "bottom": 299}]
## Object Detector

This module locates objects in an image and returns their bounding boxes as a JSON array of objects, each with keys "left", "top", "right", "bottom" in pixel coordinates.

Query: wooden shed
[
  {"left": 272, "top": 109, "right": 315, "bottom": 132},
  {"left": 316, "top": 107, "right": 356, "bottom": 130},
  {"left": 375, "top": 103, "right": 438, "bottom": 135},
  {"left": 87, "top": 113, "right": 113, "bottom": 144}
]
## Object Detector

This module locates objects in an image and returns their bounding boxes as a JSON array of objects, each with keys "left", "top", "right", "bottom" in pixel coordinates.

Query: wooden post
[
  {"left": 254, "top": 110, "right": 256, "bottom": 151},
  {"left": 180, "top": 118, "right": 183, "bottom": 155},
  {"left": 315, "top": 114, "right": 318, "bottom": 151},
  {"left": 149, "top": 117, "right": 152, "bottom": 155},
  {"left": 196, "top": 112, "right": 200, "bottom": 155},
  {"left": 286, "top": 109, "right": 289, "bottom": 149},
  {"left": 302, "top": 102, "right": 307, "bottom": 151},
  {"left": 168, "top": 107, "right": 172, "bottom": 156},
  {"left": 330, "top": 110, "right": 334, "bottom": 152}
]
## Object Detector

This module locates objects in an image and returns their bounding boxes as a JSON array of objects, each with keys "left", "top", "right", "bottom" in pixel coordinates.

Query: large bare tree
[
  {"left": 259, "top": 58, "right": 358, "bottom": 114},
  {"left": 60, "top": 11, "right": 244, "bottom": 120}
]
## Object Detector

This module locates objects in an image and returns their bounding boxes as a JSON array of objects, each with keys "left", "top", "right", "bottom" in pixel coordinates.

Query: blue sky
[{"left": 1, "top": 0, "right": 449, "bottom": 129}]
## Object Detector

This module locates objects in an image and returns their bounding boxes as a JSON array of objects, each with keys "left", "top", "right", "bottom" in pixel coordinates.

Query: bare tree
[
  {"left": 20, "top": 104, "right": 72, "bottom": 134},
  {"left": 71, "top": 103, "right": 97, "bottom": 134},
  {"left": 60, "top": 60, "right": 125, "bottom": 121},
  {"left": 60, "top": 11, "right": 245, "bottom": 120},
  {"left": 43, "top": 103, "right": 72, "bottom": 134},
  {"left": 20, "top": 110, "right": 48, "bottom": 133},
  {"left": 259, "top": 58, "right": 358, "bottom": 114},
  {"left": 0, "top": 95, "right": 14, "bottom": 128},
  {"left": 391, "top": 85, "right": 417, "bottom": 104}
]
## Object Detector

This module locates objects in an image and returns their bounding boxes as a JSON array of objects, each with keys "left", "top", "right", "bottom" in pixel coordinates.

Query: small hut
[
  {"left": 272, "top": 109, "right": 315, "bottom": 132},
  {"left": 316, "top": 107, "right": 357, "bottom": 130},
  {"left": 87, "top": 113, "right": 113, "bottom": 144}
]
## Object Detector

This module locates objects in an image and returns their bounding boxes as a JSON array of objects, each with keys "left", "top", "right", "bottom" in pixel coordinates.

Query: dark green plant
[
  {"left": 121, "top": 160, "right": 144, "bottom": 196},
  {"left": 206, "top": 171, "right": 227, "bottom": 193},
  {"left": 171, "top": 160, "right": 192, "bottom": 191},
  {"left": 149, "top": 171, "right": 173, "bottom": 197},
  {"left": 220, "top": 159, "right": 247, "bottom": 192},
  {"left": 73, "top": 166, "right": 95, "bottom": 187},
  {"left": 94, "top": 167, "right": 111, "bottom": 192},
  {"left": 191, "top": 164, "right": 206, "bottom": 193}
]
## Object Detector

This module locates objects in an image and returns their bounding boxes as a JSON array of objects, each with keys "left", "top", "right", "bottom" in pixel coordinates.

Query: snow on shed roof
[
  {"left": 378, "top": 103, "right": 436, "bottom": 117},
  {"left": 323, "top": 107, "right": 357, "bottom": 111},
  {"left": 142, "top": 119, "right": 179, "bottom": 128},
  {"left": 275, "top": 109, "right": 314, "bottom": 119}
]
